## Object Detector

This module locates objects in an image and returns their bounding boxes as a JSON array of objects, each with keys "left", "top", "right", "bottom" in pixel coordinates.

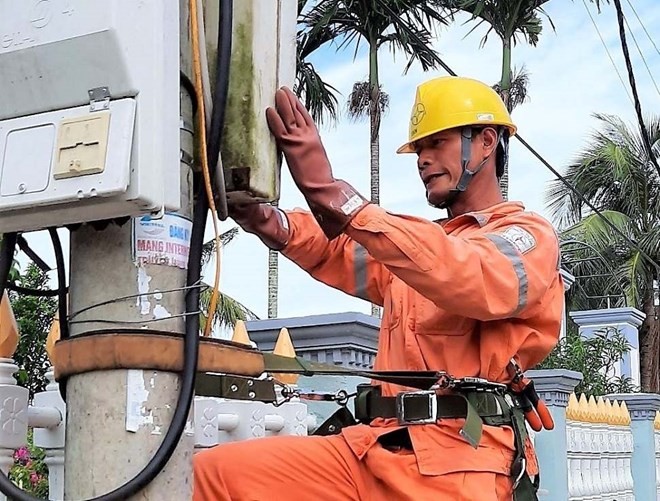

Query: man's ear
[{"left": 481, "top": 127, "right": 499, "bottom": 157}]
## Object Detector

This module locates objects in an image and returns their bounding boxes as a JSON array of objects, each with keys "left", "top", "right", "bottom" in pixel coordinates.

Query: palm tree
[
  {"left": 546, "top": 113, "right": 660, "bottom": 392},
  {"left": 302, "top": 0, "right": 452, "bottom": 316},
  {"left": 451, "top": 0, "right": 553, "bottom": 198},
  {"left": 295, "top": 0, "right": 341, "bottom": 125},
  {"left": 201, "top": 228, "right": 259, "bottom": 333}
]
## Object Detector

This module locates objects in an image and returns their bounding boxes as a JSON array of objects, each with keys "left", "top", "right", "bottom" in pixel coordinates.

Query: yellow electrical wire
[{"left": 190, "top": 0, "right": 222, "bottom": 337}]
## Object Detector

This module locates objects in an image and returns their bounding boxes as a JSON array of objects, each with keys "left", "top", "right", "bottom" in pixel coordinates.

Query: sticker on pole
[{"left": 132, "top": 213, "right": 192, "bottom": 268}]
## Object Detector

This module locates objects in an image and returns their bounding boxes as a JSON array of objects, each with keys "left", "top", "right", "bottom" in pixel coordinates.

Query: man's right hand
[{"left": 228, "top": 203, "right": 290, "bottom": 251}]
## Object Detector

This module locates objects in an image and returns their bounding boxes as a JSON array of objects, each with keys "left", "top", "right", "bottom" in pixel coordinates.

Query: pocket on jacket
[{"left": 414, "top": 294, "right": 476, "bottom": 336}]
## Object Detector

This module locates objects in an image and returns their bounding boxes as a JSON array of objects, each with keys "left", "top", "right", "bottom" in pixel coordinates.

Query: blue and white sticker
[{"left": 132, "top": 212, "right": 193, "bottom": 269}]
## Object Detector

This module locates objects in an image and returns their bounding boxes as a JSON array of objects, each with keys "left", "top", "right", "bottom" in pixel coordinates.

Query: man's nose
[{"left": 417, "top": 152, "right": 432, "bottom": 173}]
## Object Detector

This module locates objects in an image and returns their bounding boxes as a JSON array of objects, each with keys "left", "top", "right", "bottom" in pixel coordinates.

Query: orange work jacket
[{"left": 281, "top": 201, "right": 564, "bottom": 478}]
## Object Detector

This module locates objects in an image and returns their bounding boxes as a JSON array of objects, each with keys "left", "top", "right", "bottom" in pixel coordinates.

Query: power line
[
  {"left": 612, "top": 0, "right": 660, "bottom": 180},
  {"left": 375, "top": 1, "right": 660, "bottom": 272},
  {"left": 515, "top": 134, "right": 659, "bottom": 272},
  {"left": 624, "top": 0, "right": 660, "bottom": 58},
  {"left": 581, "top": 0, "right": 633, "bottom": 105},
  {"left": 622, "top": 8, "right": 660, "bottom": 97}
]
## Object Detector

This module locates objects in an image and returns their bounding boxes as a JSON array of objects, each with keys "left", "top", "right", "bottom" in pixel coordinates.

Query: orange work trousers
[{"left": 193, "top": 434, "right": 513, "bottom": 501}]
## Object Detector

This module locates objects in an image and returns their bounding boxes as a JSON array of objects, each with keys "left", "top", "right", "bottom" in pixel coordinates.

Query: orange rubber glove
[
  {"left": 266, "top": 87, "right": 369, "bottom": 239},
  {"left": 229, "top": 203, "right": 290, "bottom": 251}
]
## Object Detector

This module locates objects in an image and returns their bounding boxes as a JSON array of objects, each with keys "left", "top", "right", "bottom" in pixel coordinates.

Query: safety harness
[
  {"left": 196, "top": 359, "right": 551, "bottom": 501},
  {"left": 53, "top": 332, "right": 551, "bottom": 501},
  {"left": 313, "top": 370, "right": 546, "bottom": 501}
]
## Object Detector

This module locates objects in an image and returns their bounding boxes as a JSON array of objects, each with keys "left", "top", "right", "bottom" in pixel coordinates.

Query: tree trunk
[
  {"left": 639, "top": 296, "right": 659, "bottom": 392},
  {"left": 498, "top": 38, "right": 512, "bottom": 200},
  {"left": 267, "top": 201, "right": 279, "bottom": 319},
  {"left": 267, "top": 248, "right": 279, "bottom": 318},
  {"left": 369, "top": 42, "right": 381, "bottom": 318}
]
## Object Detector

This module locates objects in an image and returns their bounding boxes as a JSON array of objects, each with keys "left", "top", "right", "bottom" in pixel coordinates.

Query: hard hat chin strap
[{"left": 434, "top": 127, "right": 489, "bottom": 210}]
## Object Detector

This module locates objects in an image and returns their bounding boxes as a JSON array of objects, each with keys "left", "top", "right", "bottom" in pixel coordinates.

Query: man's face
[{"left": 414, "top": 128, "right": 469, "bottom": 207}]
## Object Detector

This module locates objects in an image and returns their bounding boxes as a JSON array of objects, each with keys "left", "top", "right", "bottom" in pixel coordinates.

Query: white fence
[{"left": 565, "top": 394, "right": 635, "bottom": 500}]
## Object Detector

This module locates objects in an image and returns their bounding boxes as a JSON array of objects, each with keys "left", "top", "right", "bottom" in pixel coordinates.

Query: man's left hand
[{"left": 266, "top": 87, "right": 369, "bottom": 239}]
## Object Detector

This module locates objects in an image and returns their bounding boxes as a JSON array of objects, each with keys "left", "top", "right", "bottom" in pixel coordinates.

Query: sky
[{"left": 19, "top": 0, "right": 660, "bottom": 334}]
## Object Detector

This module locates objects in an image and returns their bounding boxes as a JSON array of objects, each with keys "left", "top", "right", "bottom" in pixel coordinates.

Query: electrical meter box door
[
  {"left": 0, "top": 0, "right": 180, "bottom": 233},
  {"left": 222, "top": 0, "right": 297, "bottom": 205}
]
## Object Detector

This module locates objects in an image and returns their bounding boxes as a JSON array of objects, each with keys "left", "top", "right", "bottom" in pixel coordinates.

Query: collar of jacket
[{"left": 435, "top": 201, "right": 525, "bottom": 231}]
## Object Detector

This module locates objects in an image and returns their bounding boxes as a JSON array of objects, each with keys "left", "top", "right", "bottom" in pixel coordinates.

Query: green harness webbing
[
  {"left": 262, "top": 352, "right": 447, "bottom": 389},
  {"left": 320, "top": 387, "right": 539, "bottom": 501},
  {"left": 211, "top": 352, "right": 540, "bottom": 501}
]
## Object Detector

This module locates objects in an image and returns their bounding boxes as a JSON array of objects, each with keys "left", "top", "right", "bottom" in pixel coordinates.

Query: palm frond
[
  {"left": 199, "top": 286, "right": 259, "bottom": 333},
  {"left": 546, "top": 114, "right": 660, "bottom": 230},
  {"left": 295, "top": 59, "right": 341, "bottom": 125},
  {"left": 560, "top": 238, "right": 628, "bottom": 310},
  {"left": 493, "top": 65, "right": 529, "bottom": 111},
  {"left": 637, "top": 226, "right": 660, "bottom": 267},
  {"left": 201, "top": 227, "right": 239, "bottom": 269},
  {"left": 346, "top": 81, "right": 389, "bottom": 122},
  {"left": 295, "top": 14, "right": 341, "bottom": 125},
  {"left": 615, "top": 251, "right": 648, "bottom": 307},
  {"left": 562, "top": 210, "right": 635, "bottom": 251},
  {"left": 303, "top": 0, "right": 452, "bottom": 74},
  {"left": 453, "top": 0, "right": 553, "bottom": 47}
]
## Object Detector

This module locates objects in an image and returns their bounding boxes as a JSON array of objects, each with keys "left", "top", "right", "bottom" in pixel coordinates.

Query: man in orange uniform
[{"left": 194, "top": 76, "right": 564, "bottom": 501}]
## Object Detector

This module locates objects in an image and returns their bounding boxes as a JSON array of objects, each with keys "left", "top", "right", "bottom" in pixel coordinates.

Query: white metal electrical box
[{"left": 0, "top": 0, "right": 180, "bottom": 232}]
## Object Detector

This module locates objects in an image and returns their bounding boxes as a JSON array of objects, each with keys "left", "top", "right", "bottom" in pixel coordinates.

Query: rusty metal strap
[{"left": 52, "top": 332, "right": 265, "bottom": 381}]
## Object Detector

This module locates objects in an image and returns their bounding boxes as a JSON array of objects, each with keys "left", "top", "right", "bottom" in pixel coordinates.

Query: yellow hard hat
[{"left": 397, "top": 76, "right": 517, "bottom": 154}]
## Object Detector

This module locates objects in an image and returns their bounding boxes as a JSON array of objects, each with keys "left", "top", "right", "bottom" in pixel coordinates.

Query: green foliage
[
  {"left": 199, "top": 287, "right": 259, "bottom": 332},
  {"left": 9, "top": 430, "right": 49, "bottom": 498},
  {"left": 296, "top": 0, "right": 340, "bottom": 125},
  {"left": 303, "top": 0, "right": 450, "bottom": 73},
  {"left": 200, "top": 228, "right": 260, "bottom": 331},
  {"left": 546, "top": 113, "right": 660, "bottom": 391},
  {"left": 536, "top": 326, "right": 636, "bottom": 397},
  {"left": 0, "top": 235, "right": 21, "bottom": 283},
  {"left": 8, "top": 264, "right": 57, "bottom": 399},
  {"left": 452, "top": 0, "right": 553, "bottom": 48}
]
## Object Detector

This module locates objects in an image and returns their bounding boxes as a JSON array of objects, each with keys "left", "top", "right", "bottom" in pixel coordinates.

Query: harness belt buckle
[{"left": 396, "top": 390, "right": 437, "bottom": 425}]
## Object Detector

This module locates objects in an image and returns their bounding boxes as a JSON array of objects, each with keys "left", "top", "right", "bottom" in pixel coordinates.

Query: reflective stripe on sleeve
[
  {"left": 485, "top": 234, "right": 529, "bottom": 313},
  {"left": 354, "top": 243, "right": 370, "bottom": 301}
]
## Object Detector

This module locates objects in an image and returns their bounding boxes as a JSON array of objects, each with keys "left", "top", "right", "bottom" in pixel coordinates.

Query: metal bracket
[{"left": 88, "top": 87, "right": 111, "bottom": 112}]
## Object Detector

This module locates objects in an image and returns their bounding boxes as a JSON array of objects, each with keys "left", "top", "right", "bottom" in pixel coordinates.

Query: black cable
[
  {"left": 5, "top": 283, "right": 61, "bottom": 297},
  {"left": 180, "top": 71, "right": 199, "bottom": 116},
  {"left": 208, "top": 0, "right": 233, "bottom": 220},
  {"left": 621, "top": 12, "right": 660, "bottom": 97},
  {"left": 16, "top": 235, "right": 51, "bottom": 272},
  {"left": 377, "top": 0, "right": 660, "bottom": 272},
  {"left": 581, "top": 0, "right": 633, "bottom": 105},
  {"left": 625, "top": 0, "right": 660, "bottom": 57},
  {"left": 516, "top": 134, "right": 660, "bottom": 271},
  {"left": 49, "top": 228, "right": 70, "bottom": 402},
  {"left": 0, "top": 0, "right": 232, "bottom": 497},
  {"left": 0, "top": 231, "right": 199, "bottom": 499},
  {"left": 5, "top": 233, "right": 64, "bottom": 298},
  {"left": 612, "top": 0, "right": 660, "bottom": 179},
  {"left": 49, "top": 228, "right": 69, "bottom": 341},
  {"left": 0, "top": 235, "right": 18, "bottom": 301}
]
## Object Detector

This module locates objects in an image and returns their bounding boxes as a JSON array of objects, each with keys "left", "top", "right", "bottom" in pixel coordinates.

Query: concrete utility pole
[{"left": 63, "top": 0, "right": 196, "bottom": 498}]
